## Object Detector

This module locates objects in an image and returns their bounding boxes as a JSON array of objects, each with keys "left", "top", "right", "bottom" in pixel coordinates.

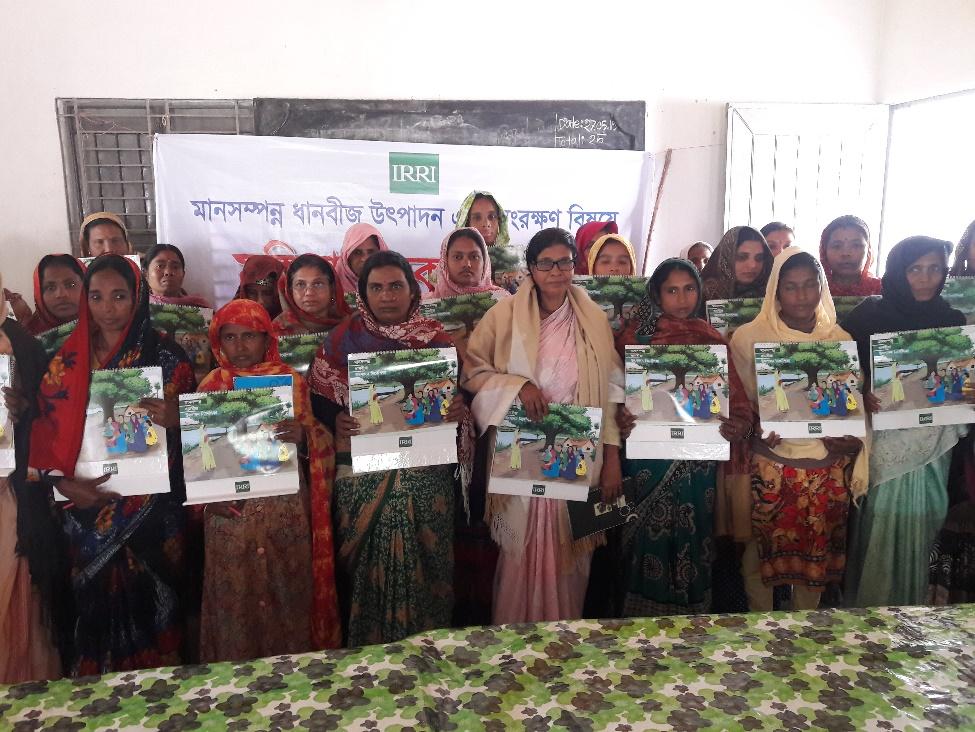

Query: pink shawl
[
  {"left": 426, "top": 228, "right": 509, "bottom": 300},
  {"left": 334, "top": 224, "right": 389, "bottom": 294}
]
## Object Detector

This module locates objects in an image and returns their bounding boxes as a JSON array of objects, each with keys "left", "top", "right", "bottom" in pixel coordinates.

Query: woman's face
[
  {"left": 87, "top": 223, "right": 129, "bottom": 256},
  {"left": 734, "top": 240, "right": 768, "bottom": 286},
  {"left": 445, "top": 236, "right": 484, "bottom": 287},
  {"left": 87, "top": 269, "right": 135, "bottom": 335},
  {"left": 467, "top": 197, "right": 499, "bottom": 246},
  {"left": 529, "top": 244, "right": 574, "bottom": 302},
  {"left": 242, "top": 282, "right": 278, "bottom": 314},
  {"left": 686, "top": 244, "right": 710, "bottom": 272},
  {"left": 146, "top": 250, "right": 185, "bottom": 297},
  {"left": 777, "top": 264, "right": 822, "bottom": 325},
  {"left": 291, "top": 265, "right": 333, "bottom": 317},
  {"left": 905, "top": 251, "right": 946, "bottom": 302},
  {"left": 347, "top": 236, "right": 381, "bottom": 276},
  {"left": 657, "top": 268, "right": 699, "bottom": 319},
  {"left": 591, "top": 240, "right": 634, "bottom": 276},
  {"left": 219, "top": 323, "right": 268, "bottom": 369},
  {"left": 765, "top": 229, "right": 793, "bottom": 257},
  {"left": 41, "top": 263, "right": 83, "bottom": 321},
  {"left": 825, "top": 227, "right": 867, "bottom": 278},
  {"left": 365, "top": 265, "right": 413, "bottom": 325}
]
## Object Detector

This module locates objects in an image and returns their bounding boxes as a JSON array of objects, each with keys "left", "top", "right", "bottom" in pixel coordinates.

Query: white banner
[{"left": 154, "top": 135, "right": 654, "bottom": 306}]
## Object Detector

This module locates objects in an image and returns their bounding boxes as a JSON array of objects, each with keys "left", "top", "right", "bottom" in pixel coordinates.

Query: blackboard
[{"left": 255, "top": 99, "right": 645, "bottom": 151}]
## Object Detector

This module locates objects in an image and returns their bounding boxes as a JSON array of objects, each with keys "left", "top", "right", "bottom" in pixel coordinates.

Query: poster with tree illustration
[
  {"left": 753, "top": 341, "right": 865, "bottom": 438},
  {"left": 62, "top": 367, "right": 170, "bottom": 498},
  {"left": 942, "top": 277, "right": 975, "bottom": 324},
  {"left": 150, "top": 303, "right": 213, "bottom": 383},
  {"left": 179, "top": 382, "right": 298, "bottom": 504},
  {"left": 833, "top": 296, "right": 869, "bottom": 323},
  {"left": 706, "top": 298, "right": 763, "bottom": 338},
  {"left": 0, "top": 356, "right": 13, "bottom": 477},
  {"left": 37, "top": 320, "right": 76, "bottom": 357},
  {"left": 490, "top": 403, "right": 602, "bottom": 502},
  {"left": 870, "top": 325, "right": 975, "bottom": 430},
  {"left": 623, "top": 344, "right": 731, "bottom": 459},
  {"left": 278, "top": 332, "right": 328, "bottom": 375},
  {"left": 572, "top": 276, "right": 649, "bottom": 331},
  {"left": 419, "top": 291, "right": 506, "bottom": 360},
  {"left": 489, "top": 245, "right": 528, "bottom": 295},
  {"left": 347, "top": 347, "right": 459, "bottom": 473}
]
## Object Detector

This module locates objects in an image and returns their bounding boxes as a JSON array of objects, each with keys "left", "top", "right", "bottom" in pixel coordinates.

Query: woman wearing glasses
[
  {"left": 272, "top": 254, "right": 350, "bottom": 337},
  {"left": 842, "top": 237, "right": 965, "bottom": 606},
  {"left": 463, "top": 228, "right": 624, "bottom": 623}
]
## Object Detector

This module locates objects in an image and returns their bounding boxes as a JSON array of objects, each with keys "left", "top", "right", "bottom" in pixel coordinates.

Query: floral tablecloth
[{"left": 2, "top": 605, "right": 974, "bottom": 731}]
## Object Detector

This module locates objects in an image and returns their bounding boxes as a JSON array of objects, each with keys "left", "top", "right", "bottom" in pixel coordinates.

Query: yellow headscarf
[
  {"left": 79, "top": 212, "right": 131, "bottom": 256},
  {"left": 729, "top": 246, "right": 869, "bottom": 497},
  {"left": 586, "top": 233, "right": 637, "bottom": 275}
]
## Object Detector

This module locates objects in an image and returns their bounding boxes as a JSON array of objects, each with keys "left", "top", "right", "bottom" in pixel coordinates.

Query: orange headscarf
[
  {"left": 272, "top": 255, "right": 350, "bottom": 336},
  {"left": 202, "top": 299, "right": 341, "bottom": 649}
]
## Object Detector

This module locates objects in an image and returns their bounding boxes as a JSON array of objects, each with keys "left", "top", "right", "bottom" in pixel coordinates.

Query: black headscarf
[
  {"left": 842, "top": 236, "right": 964, "bottom": 383},
  {"left": 628, "top": 257, "right": 705, "bottom": 341}
]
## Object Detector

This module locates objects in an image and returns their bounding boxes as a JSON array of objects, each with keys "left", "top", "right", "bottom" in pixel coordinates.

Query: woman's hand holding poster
[
  {"left": 623, "top": 344, "right": 731, "bottom": 460},
  {"left": 870, "top": 325, "right": 975, "bottom": 430},
  {"left": 347, "top": 347, "right": 459, "bottom": 473},
  {"left": 753, "top": 341, "right": 866, "bottom": 438}
]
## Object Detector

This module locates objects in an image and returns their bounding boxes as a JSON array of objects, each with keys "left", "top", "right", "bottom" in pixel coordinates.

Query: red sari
[{"left": 199, "top": 300, "right": 340, "bottom": 656}]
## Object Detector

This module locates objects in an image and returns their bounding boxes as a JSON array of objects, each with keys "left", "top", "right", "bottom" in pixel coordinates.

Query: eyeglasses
[{"left": 533, "top": 257, "right": 576, "bottom": 272}]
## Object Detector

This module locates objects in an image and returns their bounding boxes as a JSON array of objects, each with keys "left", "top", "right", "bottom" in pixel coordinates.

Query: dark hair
[
  {"left": 821, "top": 215, "right": 870, "bottom": 247},
  {"left": 650, "top": 260, "right": 700, "bottom": 303},
  {"left": 446, "top": 229, "right": 485, "bottom": 256},
  {"left": 760, "top": 221, "right": 794, "bottom": 238},
  {"left": 85, "top": 253, "right": 138, "bottom": 295},
  {"left": 287, "top": 254, "right": 336, "bottom": 290},
  {"left": 143, "top": 244, "right": 185, "bottom": 271},
  {"left": 777, "top": 252, "right": 822, "bottom": 290},
  {"left": 950, "top": 219, "right": 975, "bottom": 276},
  {"left": 358, "top": 250, "right": 420, "bottom": 309},
  {"left": 82, "top": 217, "right": 127, "bottom": 245},
  {"left": 37, "top": 254, "right": 85, "bottom": 285},
  {"left": 525, "top": 228, "right": 577, "bottom": 267}
]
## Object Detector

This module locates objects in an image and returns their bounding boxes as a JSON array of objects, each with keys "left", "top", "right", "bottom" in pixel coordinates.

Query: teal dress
[{"left": 619, "top": 458, "right": 717, "bottom": 615}]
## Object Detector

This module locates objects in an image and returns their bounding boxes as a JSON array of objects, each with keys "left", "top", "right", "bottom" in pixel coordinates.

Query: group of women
[{"left": 2, "top": 197, "right": 974, "bottom": 687}]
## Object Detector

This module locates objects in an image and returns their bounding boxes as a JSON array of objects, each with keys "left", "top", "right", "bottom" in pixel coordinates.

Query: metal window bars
[{"left": 57, "top": 99, "right": 254, "bottom": 254}]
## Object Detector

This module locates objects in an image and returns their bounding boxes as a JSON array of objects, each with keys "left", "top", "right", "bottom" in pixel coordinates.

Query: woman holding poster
[
  {"left": 28, "top": 255, "right": 196, "bottom": 674},
  {"left": 309, "top": 251, "right": 467, "bottom": 646},
  {"left": 462, "top": 228, "right": 624, "bottom": 623},
  {"left": 730, "top": 249, "right": 867, "bottom": 612},
  {"left": 613, "top": 258, "right": 753, "bottom": 616},
  {"left": 197, "top": 299, "right": 341, "bottom": 660},
  {"left": 842, "top": 236, "right": 965, "bottom": 607}
]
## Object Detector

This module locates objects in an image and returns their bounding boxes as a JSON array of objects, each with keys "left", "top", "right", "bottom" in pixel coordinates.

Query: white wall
[
  {"left": 0, "top": 0, "right": 887, "bottom": 299},
  {"left": 879, "top": 0, "right": 975, "bottom": 103}
]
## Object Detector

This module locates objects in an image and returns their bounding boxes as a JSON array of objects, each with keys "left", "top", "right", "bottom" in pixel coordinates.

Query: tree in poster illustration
[
  {"left": 580, "top": 277, "right": 646, "bottom": 321},
  {"left": 766, "top": 342, "right": 854, "bottom": 388},
  {"left": 891, "top": 328, "right": 974, "bottom": 378},
  {"left": 89, "top": 370, "right": 156, "bottom": 424},
  {"left": 356, "top": 349, "right": 454, "bottom": 400},
  {"left": 505, "top": 404, "right": 597, "bottom": 451},
  {"left": 628, "top": 345, "right": 721, "bottom": 389},
  {"left": 150, "top": 305, "right": 208, "bottom": 341},
  {"left": 193, "top": 389, "right": 289, "bottom": 435},
  {"left": 424, "top": 292, "right": 499, "bottom": 334}
]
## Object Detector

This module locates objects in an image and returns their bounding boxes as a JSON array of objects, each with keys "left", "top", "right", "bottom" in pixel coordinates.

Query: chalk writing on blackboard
[{"left": 554, "top": 115, "right": 620, "bottom": 148}]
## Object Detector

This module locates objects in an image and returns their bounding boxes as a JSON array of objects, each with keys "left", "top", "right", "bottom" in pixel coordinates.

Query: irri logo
[{"left": 389, "top": 153, "right": 439, "bottom": 194}]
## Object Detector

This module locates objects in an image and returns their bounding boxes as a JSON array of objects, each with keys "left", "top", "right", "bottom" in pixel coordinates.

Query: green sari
[
  {"left": 334, "top": 461, "right": 454, "bottom": 647},
  {"left": 619, "top": 458, "right": 716, "bottom": 615}
]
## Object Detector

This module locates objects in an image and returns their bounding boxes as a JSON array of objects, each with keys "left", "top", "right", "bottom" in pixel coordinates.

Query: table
[{"left": 2, "top": 605, "right": 974, "bottom": 731}]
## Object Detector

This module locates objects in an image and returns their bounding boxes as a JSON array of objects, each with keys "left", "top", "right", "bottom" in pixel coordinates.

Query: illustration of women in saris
[
  {"left": 427, "top": 389, "right": 443, "bottom": 423},
  {"left": 575, "top": 455, "right": 587, "bottom": 477},
  {"left": 199, "top": 424, "right": 217, "bottom": 472},
  {"left": 812, "top": 386, "right": 831, "bottom": 416},
  {"left": 404, "top": 394, "right": 424, "bottom": 425},
  {"left": 367, "top": 383, "right": 384, "bottom": 425},
  {"left": 541, "top": 447, "right": 560, "bottom": 478},
  {"left": 640, "top": 370, "right": 653, "bottom": 412},
  {"left": 709, "top": 390, "right": 721, "bottom": 415},
  {"left": 950, "top": 368, "right": 964, "bottom": 401},
  {"left": 927, "top": 371, "right": 946, "bottom": 404},
  {"left": 845, "top": 386, "right": 858, "bottom": 411},
  {"left": 509, "top": 428, "right": 522, "bottom": 470},
  {"left": 891, "top": 362, "right": 906, "bottom": 403},
  {"left": 143, "top": 414, "right": 159, "bottom": 446},
  {"left": 559, "top": 446, "right": 573, "bottom": 479},
  {"left": 833, "top": 382, "right": 848, "bottom": 417},
  {"left": 128, "top": 414, "right": 148, "bottom": 453},
  {"left": 773, "top": 369, "right": 790, "bottom": 413}
]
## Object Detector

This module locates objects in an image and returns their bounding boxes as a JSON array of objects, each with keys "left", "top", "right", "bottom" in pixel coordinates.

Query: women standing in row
[
  {"left": 613, "top": 258, "right": 753, "bottom": 615},
  {"left": 144, "top": 244, "right": 211, "bottom": 308},
  {"left": 819, "top": 215, "right": 881, "bottom": 297},
  {"left": 843, "top": 236, "right": 964, "bottom": 606},
  {"left": 463, "top": 228, "right": 624, "bottom": 623},
  {"left": 730, "top": 248, "right": 867, "bottom": 610},
  {"left": 309, "top": 251, "right": 462, "bottom": 646},
  {"left": 29, "top": 255, "right": 196, "bottom": 674},
  {"left": 198, "top": 299, "right": 340, "bottom": 660},
  {"left": 272, "top": 254, "right": 349, "bottom": 337},
  {"left": 700, "top": 226, "right": 773, "bottom": 304}
]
